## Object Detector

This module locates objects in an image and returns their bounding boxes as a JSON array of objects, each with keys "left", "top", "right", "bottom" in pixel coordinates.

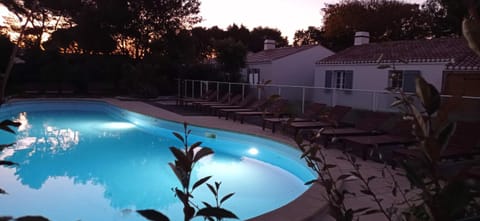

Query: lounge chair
[
  {"left": 262, "top": 102, "right": 327, "bottom": 133},
  {"left": 209, "top": 94, "right": 257, "bottom": 115},
  {"left": 338, "top": 118, "right": 416, "bottom": 160},
  {"left": 393, "top": 121, "right": 480, "bottom": 161},
  {"left": 191, "top": 92, "right": 230, "bottom": 110},
  {"left": 217, "top": 98, "right": 269, "bottom": 120},
  {"left": 177, "top": 89, "right": 217, "bottom": 106},
  {"left": 196, "top": 93, "right": 243, "bottom": 112},
  {"left": 320, "top": 111, "right": 392, "bottom": 147},
  {"left": 287, "top": 105, "right": 352, "bottom": 136},
  {"left": 234, "top": 99, "right": 290, "bottom": 124}
]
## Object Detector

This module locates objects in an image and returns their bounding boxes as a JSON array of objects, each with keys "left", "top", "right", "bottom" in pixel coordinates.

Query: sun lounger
[
  {"left": 320, "top": 111, "right": 392, "bottom": 146},
  {"left": 339, "top": 118, "right": 416, "bottom": 160},
  {"left": 197, "top": 93, "right": 243, "bottom": 112},
  {"left": 177, "top": 89, "right": 217, "bottom": 106},
  {"left": 262, "top": 102, "right": 327, "bottom": 133},
  {"left": 287, "top": 105, "right": 352, "bottom": 136},
  {"left": 217, "top": 98, "right": 268, "bottom": 120},
  {"left": 234, "top": 99, "right": 290, "bottom": 123},
  {"left": 209, "top": 94, "right": 256, "bottom": 114},
  {"left": 191, "top": 93, "right": 230, "bottom": 109}
]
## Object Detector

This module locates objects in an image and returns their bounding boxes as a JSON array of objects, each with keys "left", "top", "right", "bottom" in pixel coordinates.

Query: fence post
[
  {"left": 332, "top": 88, "right": 337, "bottom": 106},
  {"left": 302, "top": 88, "right": 306, "bottom": 113},
  {"left": 184, "top": 80, "right": 187, "bottom": 98},
  {"left": 216, "top": 82, "right": 220, "bottom": 101},
  {"left": 372, "top": 92, "right": 377, "bottom": 112},
  {"left": 191, "top": 80, "right": 194, "bottom": 98},
  {"left": 228, "top": 83, "right": 231, "bottom": 103},
  {"left": 277, "top": 87, "right": 281, "bottom": 96},
  {"left": 177, "top": 79, "right": 181, "bottom": 98},
  {"left": 242, "top": 84, "right": 245, "bottom": 100}
]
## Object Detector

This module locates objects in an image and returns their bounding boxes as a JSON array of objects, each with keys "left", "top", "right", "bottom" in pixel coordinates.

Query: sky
[{"left": 197, "top": 0, "right": 426, "bottom": 44}]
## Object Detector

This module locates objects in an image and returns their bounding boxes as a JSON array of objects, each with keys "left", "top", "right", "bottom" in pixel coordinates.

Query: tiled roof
[
  {"left": 317, "top": 38, "right": 480, "bottom": 71},
  {"left": 247, "top": 45, "right": 317, "bottom": 63}
]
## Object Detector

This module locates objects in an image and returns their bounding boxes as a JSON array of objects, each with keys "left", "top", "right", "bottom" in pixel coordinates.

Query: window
[
  {"left": 388, "top": 70, "right": 420, "bottom": 92},
  {"left": 248, "top": 68, "right": 260, "bottom": 85},
  {"left": 325, "top": 70, "right": 353, "bottom": 91}
]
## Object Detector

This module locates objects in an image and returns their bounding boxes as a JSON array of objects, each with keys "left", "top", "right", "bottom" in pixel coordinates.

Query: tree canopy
[{"left": 319, "top": 0, "right": 432, "bottom": 51}]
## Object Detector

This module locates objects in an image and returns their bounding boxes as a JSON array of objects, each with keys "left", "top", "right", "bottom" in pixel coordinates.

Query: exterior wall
[
  {"left": 271, "top": 46, "right": 334, "bottom": 86},
  {"left": 314, "top": 62, "right": 447, "bottom": 91},
  {"left": 313, "top": 62, "right": 448, "bottom": 111}
]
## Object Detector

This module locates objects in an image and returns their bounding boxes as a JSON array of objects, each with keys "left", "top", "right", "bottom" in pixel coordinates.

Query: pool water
[{"left": 0, "top": 101, "right": 314, "bottom": 221}]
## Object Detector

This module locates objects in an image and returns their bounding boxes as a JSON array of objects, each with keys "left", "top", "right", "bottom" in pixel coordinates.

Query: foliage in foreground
[
  {"left": 295, "top": 75, "right": 479, "bottom": 221},
  {"left": 137, "top": 122, "right": 238, "bottom": 221}
]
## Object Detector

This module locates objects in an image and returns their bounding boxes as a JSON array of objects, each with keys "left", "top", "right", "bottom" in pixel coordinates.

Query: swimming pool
[{"left": 0, "top": 100, "right": 314, "bottom": 220}]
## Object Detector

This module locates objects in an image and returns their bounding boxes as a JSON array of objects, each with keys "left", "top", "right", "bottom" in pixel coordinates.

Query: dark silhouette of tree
[
  {"left": 293, "top": 26, "right": 323, "bottom": 46},
  {"left": 214, "top": 38, "right": 247, "bottom": 82},
  {"left": 248, "top": 27, "right": 288, "bottom": 52},
  {"left": 0, "top": 34, "right": 14, "bottom": 72},
  {"left": 320, "top": 0, "right": 431, "bottom": 51},
  {"left": 225, "top": 24, "right": 251, "bottom": 49}
]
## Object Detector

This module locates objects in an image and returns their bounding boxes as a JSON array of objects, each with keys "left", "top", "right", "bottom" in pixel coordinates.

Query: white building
[
  {"left": 313, "top": 32, "right": 480, "bottom": 111},
  {"left": 243, "top": 40, "right": 334, "bottom": 86},
  {"left": 315, "top": 33, "right": 480, "bottom": 96}
]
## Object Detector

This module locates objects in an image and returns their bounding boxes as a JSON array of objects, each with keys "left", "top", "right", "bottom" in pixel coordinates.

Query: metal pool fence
[{"left": 177, "top": 79, "right": 480, "bottom": 117}]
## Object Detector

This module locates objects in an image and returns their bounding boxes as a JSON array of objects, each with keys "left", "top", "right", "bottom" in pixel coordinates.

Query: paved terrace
[{"left": 101, "top": 98, "right": 414, "bottom": 221}]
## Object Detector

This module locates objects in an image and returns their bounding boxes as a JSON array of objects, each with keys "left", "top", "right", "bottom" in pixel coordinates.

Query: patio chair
[
  {"left": 320, "top": 111, "right": 392, "bottom": 147},
  {"left": 287, "top": 105, "right": 353, "bottom": 136},
  {"left": 217, "top": 98, "right": 269, "bottom": 120},
  {"left": 338, "top": 118, "right": 416, "bottom": 160},
  {"left": 176, "top": 89, "right": 217, "bottom": 106},
  {"left": 234, "top": 99, "right": 290, "bottom": 124},
  {"left": 262, "top": 102, "right": 327, "bottom": 133},
  {"left": 393, "top": 121, "right": 480, "bottom": 161}
]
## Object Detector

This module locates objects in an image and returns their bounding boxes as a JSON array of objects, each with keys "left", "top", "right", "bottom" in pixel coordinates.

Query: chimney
[
  {"left": 264, "top": 39, "right": 276, "bottom": 50},
  {"left": 354, "top": 31, "right": 370, "bottom": 46}
]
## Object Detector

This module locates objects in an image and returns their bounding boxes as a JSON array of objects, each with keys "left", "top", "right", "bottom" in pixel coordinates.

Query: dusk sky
[{"left": 198, "top": 0, "right": 426, "bottom": 43}]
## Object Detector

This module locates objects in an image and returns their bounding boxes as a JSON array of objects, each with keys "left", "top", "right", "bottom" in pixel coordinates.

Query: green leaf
[
  {"left": 220, "top": 192, "right": 235, "bottom": 204},
  {"left": 337, "top": 174, "right": 351, "bottom": 181},
  {"left": 193, "top": 147, "right": 214, "bottom": 162},
  {"left": 415, "top": 76, "right": 440, "bottom": 115},
  {"left": 0, "top": 120, "right": 20, "bottom": 134},
  {"left": 137, "top": 209, "right": 170, "bottom": 221},
  {"left": 172, "top": 132, "right": 185, "bottom": 143},
  {"left": 175, "top": 188, "right": 189, "bottom": 205},
  {"left": 169, "top": 147, "right": 191, "bottom": 171},
  {"left": 305, "top": 179, "right": 318, "bottom": 185},
  {"left": 202, "top": 202, "right": 213, "bottom": 208},
  {"left": 196, "top": 207, "right": 239, "bottom": 219},
  {"left": 435, "top": 121, "right": 456, "bottom": 153},
  {"left": 192, "top": 176, "right": 211, "bottom": 191},
  {"left": 190, "top": 141, "right": 202, "bottom": 149},
  {"left": 353, "top": 207, "right": 370, "bottom": 214},
  {"left": 0, "top": 143, "right": 15, "bottom": 152},
  {"left": 362, "top": 209, "right": 382, "bottom": 215},
  {"left": 0, "top": 161, "right": 18, "bottom": 166},
  {"left": 15, "top": 216, "right": 50, "bottom": 221},
  {"left": 206, "top": 183, "right": 217, "bottom": 196}
]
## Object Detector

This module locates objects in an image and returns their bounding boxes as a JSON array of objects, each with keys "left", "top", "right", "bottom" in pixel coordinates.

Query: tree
[
  {"left": 293, "top": 26, "right": 323, "bottom": 46},
  {"left": 214, "top": 38, "right": 247, "bottom": 82},
  {"left": 321, "top": 0, "right": 431, "bottom": 51},
  {"left": 248, "top": 27, "right": 288, "bottom": 52}
]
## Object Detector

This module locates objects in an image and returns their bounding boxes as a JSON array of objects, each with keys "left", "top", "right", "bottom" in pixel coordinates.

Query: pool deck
[{"left": 102, "top": 98, "right": 413, "bottom": 221}]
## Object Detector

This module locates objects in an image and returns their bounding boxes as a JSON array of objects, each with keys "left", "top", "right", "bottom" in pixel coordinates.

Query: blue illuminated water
[{"left": 0, "top": 100, "right": 314, "bottom": 221}]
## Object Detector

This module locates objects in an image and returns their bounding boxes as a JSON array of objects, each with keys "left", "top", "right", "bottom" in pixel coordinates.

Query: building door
[{"left": 444, "top": 73, "right": 480, "bottom": 96}]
